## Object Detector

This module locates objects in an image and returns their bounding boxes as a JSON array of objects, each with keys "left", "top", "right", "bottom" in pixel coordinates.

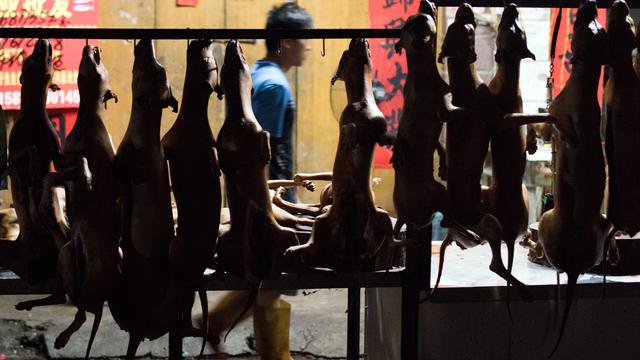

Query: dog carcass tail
[
  {"left": 223, "top": 281, "right": 261, "bottom": 342},
  {"left": 431, "top": 234, "right": 453, "bottom": 299},
  {"left": 548, "top": 272, "right": 578, "bottom": 358},
  {"left": 197, "top": 288, "right": 208, "bottom": 359}
]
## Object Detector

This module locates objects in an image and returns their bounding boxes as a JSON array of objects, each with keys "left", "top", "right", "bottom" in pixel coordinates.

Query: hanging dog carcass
[
  {"left": 214, "top": 40, "right": 302, "bottom": 280},
  {"left": 108, "top": 39, "right": 181, "bottom": 359},
  {"left": 535, "top": 1, "right": 613, "bottom": 355},
  {"left": 604, "top": 0, "right": 640, "bottom": 237},
  {"left": 434, "top": 4, "right": 531, "bottom": 300},
  {"left": 161, "top": 39, "right": 221, "bottom": 342},
  {"left": 0, "top": 40, "right": 65, "bottom": 285},
  {"left": 285, "top": 39, "right": 395, "bottom": 272},
  {"left": 1, "top": 39, "right": 91, "bottom": 289},
  {"left": 483, "top": 3, "right": 536, "bottom": 276},
  {"left": 392, "top": 0, "right": 464, "bottom": 241},
  {"left": 17, "top": 45, "right": 119, "bottom": 358}
]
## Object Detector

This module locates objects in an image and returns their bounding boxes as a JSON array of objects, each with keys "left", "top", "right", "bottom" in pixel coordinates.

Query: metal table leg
[
  {"left": 169, "top": 320, "right": 183, "bottom": 360},
  {"left": 347, "top": 286, "right": 361, "bottom": 360},
  {"left": 401, "top": 226, "right": 431, "bottom": 360}
]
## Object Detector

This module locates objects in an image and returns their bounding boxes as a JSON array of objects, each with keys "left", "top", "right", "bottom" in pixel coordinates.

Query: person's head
[{"left": 265, "top": 2, "right": 313, "bottom": 68}]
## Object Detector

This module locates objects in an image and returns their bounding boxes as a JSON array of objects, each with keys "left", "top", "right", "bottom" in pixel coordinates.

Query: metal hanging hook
[
  {"left": 277, "top": 39, "right": 282, "bottom": 55},
  {"left": 321, "top": 38, "right": 326, "bottom": 57},
  {"left": 85, "top": 38, "right": 88, "bottom": 47}
]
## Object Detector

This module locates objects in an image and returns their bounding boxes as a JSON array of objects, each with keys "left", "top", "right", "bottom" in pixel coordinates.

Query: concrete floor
[{"left": 0, "top": 289, "right": 364, "bottom": 359}]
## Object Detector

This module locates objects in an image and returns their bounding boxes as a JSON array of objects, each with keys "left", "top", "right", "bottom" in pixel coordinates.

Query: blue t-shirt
[
  {"left": 251, "top": 60, "right": 295, "bottom": 139},
  {"left": 251, "top": 60, "right": 297, "bottom": 202}
]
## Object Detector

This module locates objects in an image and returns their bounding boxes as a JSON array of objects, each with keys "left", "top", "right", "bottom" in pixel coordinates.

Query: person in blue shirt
[
  {"left": 252, "top": 2, "right": 313, "bottom": 202},
  {"left": 204, "top": 4, "right": 313, "bottom": 359}
]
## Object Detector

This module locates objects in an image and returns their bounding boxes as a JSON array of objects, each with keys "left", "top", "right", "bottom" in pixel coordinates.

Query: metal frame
[
  {"left": 0, "top": 28, "right": 400, "bottom": 40},
  {"left": 4, "top": 0, "right": 640, "bottom": 41},
  {"left": 0, "top": 268, "right": 417, "bottom": 360},
  {"left": 433, "top": 0, "right": 640, "bottom": 7}
]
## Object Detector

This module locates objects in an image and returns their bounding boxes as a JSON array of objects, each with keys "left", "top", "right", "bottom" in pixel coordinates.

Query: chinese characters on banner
[
  {"left": 548, "top": 7, "right": 606, "bottom": 104},
  {"left": 0, "top": 0, "right": 99, "bottom": 110},
  {"left": 368, "top": 0, "right": 418, "bottom": 168}
]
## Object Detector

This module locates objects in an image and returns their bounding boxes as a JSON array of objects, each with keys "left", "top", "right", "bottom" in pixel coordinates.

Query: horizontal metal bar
[
  {"left": 429, "top": 282, "right": 640, "bottom": 303},
  {"left": 0, "top": 268, "right": 407, "bottom": 294},
  {"left": 202, "top": 269, "right": 407, "bottom": 290},
  {"left": 1, "top": 0, "right": 632, "bottom": 41},
  {"left": 4, "top": 268, "right": 640, "bottom": 300},
  {"left": 0, "top": 28, "right": 401, "bottom": 40},
  {"left": 433, "top": 0, "right": 640, "bottom": 8}
]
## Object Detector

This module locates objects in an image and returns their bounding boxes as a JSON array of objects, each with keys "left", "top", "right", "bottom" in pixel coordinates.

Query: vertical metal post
[
  {"left": 347, "top": 286, "right": 361, "bottom": 360},
  {"left": 423, "top": 225, "right": 432, "bottom": 292},
  {"left": 169, "top": 321, "right": 183, "bottom": 360},
  {"left": 401, "top": 226, "right": 431, "bottom": 360}
]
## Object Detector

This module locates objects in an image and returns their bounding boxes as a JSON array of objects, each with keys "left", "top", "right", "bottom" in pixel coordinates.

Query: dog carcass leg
[
  {"left": 85, "top": 306, "right": 103, "bottom": 359},
  {"left": 439, "top": 93, "right": 469, "bottom": 124},
  {"left": 125, "top": 333, "right": 143, "bottom": 360},
  {"left": 503, "top": 113, "right": 577, "bottom": 147},
  {"left": 273, "top": 187, "right": 321, "bottom": 217},
  {"left": 486, "top": 224, "right": 532, "bottom": 302},
  {"left": 54, "top": 309, "right": 87, "bottom": 349},
  {"left": 15, "top": 278, "right": 66, "bottom": 310},
  {"left": 284, "top": 216, "right": 326, "bottom": 259}
]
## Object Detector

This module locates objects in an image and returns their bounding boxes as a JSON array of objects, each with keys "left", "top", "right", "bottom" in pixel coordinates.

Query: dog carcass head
[
  {"left": 331, "top": 38, "right": 372, "bottom": 85},
  {"left": 78, "top": 45, "right": 117, "bottom": 107},
  {"left": 438, "top": 3, "right": 477, "bottom": 64},
  {"left": 132, "top": 39, "right": 178, "bottom": 112},
  {"left": 495, "top": 3, "right": 535, "bottom": 62},
  {"left": 571, "top": 0, "right": 609, "bottom": 65},
  {"left": 20, "top": 39, "right": 54, "bottom": 91},
  {"left": 218, "top": 40, "right": 252, "bottom": 99},
  {"left": 186, "top": 39, "right": 218, "bottom": 97},
  {"left": 608, "top": 0, "right": 636, "bottom": 60},
  {"left": 395, "top": 0, "right": 437, "bottom": 55}
]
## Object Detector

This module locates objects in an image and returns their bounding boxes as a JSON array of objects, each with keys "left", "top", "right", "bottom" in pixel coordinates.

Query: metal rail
[
  {"left": 432, "top": 0, "right": 640, "bottom": 7},
  {"left": 0, "top": 28, "right": 401, "bottom": 40},
  {"left": 0, "top": 268, "right": 407, "bottom": 294},
  {"left": 1, "top": 0, "right": 635, "bottom": 41}
]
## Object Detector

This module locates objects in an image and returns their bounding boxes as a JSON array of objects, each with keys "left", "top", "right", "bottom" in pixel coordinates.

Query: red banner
[
  {"left": 176, "top": 0, "right": 198, "bottom": 6},
  {"left": 549, "top": 8, "right": 606, "bottom": 104},
  {"left": 368, "top": 0, "right": 419, "bottom": 168},
  {"left": 0, "top": 0, "right": 99, "bottom": 110},
  {"left": 49, "top": 108, "right": 77, "bottom": 142}
]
